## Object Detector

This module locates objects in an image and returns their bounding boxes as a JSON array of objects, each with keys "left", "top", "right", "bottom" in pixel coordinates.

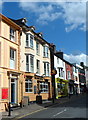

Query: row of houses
[{"left": 0, "top": 14, "right": 86, "bottom": 111}]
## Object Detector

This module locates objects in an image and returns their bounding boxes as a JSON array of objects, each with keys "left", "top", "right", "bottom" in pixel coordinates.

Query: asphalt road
[{"left": 18, "top": 94, "right": 88, "bottom": 119}]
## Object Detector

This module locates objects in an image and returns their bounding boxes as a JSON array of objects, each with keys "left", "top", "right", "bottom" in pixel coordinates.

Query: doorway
[{"left": 11, "top": 78, "right": 17, "bottom": 103}]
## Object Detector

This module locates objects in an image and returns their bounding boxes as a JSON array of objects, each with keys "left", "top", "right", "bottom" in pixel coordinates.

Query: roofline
[
  {"left": 54, "top": 53, "right": 73, "bottom": 66},
  {"left": 0, "top": 13, "right": 22, "bottom": 31}
]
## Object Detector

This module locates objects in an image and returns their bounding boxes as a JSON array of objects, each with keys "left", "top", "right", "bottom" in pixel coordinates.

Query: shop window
[
  {"left": 25, "top": 77, "right": 33, "bottom": 92},
  {"left": 40, "top": 82, "right": 48, "bottom": 93}
]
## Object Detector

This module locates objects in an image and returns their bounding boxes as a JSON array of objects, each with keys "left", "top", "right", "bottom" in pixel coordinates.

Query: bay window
[
  {"left": 43, "top": 46, "right": 49, "bottom": 58},
  {"left": 36, "top": 60, "right": 40, "bottom": 74},
  {"left": 26, "top": 54, "right": 34, "bottom": 73},
  {"left": 44, "top": 62, "right": 50, "bottom": 76},
  {"left": 26, "top": 34, "right": 34, "bottom": 48},
  {"left": 36, "top": 42, "right": 40, "bottom": 55}
]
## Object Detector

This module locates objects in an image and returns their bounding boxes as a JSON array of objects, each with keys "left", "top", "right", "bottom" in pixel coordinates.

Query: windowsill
[
  {"left": 36, "top": 53, "right": 40, "bottom": 56},
  {"left": 41, "top": 92, "right": 48, "bottom": 93},
  {"left": 25, "top": 92, "right": 33, "bottom": 93},
  {"left": 44, "top": 75, "right": 50, "bottom": 77},
  {"left": 43, "top": 57, "right": 49, "bottom": 58},
  {"left": 25, "top": 47, "right": 34, "bottom": 50}
]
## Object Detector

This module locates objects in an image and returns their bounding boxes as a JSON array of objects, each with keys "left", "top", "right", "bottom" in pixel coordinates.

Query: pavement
[{"left": 1, "top": 94, "right": 85, "bottom": 120}]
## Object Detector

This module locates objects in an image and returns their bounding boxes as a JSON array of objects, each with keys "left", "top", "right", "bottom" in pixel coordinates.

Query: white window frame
[
  {"left": 10, "top": 28, "right": 15, "bottom": 41},
  {"left": 26, "top": 34, "right": 34, "bottom": 49},
  {"left": 26, "top": 54, "right": 34, "bottom": 73},
  {"left": 44, "top": 62, "right": 50, "bottom": 76},
  {"left": 10, "top": 48, "right": 16, "bottom": 69},
  {"left": 67, "top": 71, "right": 71, "bottom": 79},
  {"left": 26, "top": 55, "right": 29, "bottom": 72},
  {"left": 40, "top": 82, "right": 48, "bottom": 93},
  {"left": 36, "top": 59, "right": 40, "bottom": 74},
  {"left": 36, "top": 42, "right": 40, "bottom": 55},
  {"left": 25, "top": 77, "right": 33, "bottom": 93},
  {"left": 58, "top": 68, "right": 63, "bottom": 77},
  {"left": 43, "top": 45, "right": 49, "bottom": 58}
]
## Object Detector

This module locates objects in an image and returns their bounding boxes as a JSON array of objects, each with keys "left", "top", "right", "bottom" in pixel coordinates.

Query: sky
[{"left": 0, "top": 0, "right": 87, "bottom": 65}]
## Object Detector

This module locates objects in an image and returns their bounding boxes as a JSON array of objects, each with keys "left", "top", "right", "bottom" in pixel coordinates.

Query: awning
[{"left": 55, "top": 78, "right": 69, "bottom": 83}]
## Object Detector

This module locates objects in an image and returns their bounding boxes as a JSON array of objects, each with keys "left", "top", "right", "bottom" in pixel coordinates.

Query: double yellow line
[{"left": 13, "top": 107, "right": 47, "bottom": 120}]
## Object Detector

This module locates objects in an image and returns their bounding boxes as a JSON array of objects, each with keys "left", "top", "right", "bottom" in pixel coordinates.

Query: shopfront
[{"left": 55, "top": 78, "right": 68, "bottom": 99}]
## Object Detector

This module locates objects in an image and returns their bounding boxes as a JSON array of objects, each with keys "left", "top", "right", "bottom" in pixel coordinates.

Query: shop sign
[{"left": 51, "top": 69, "right": 57, "bottom": 75}]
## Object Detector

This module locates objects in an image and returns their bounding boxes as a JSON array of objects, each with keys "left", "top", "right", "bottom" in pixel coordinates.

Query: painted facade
[
  {"left": 0, "top": 14, "right": 21, "bottom": 111},
  {"left": 54, "top": 55, "right": 68, "bottom": 98},
  {"left": 11, "top": 18, "right": 52, "bottom": 102},
  {"left": 72, "top": 64, "right": 80, "bottom": 94},
  {"left": 65, "top": 62, "right": 74, "bottom": 94}
]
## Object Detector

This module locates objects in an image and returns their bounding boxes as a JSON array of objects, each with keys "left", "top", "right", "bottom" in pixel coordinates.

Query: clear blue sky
[{"left": 1, "top": 2, "right": 86, "bottom": 55}]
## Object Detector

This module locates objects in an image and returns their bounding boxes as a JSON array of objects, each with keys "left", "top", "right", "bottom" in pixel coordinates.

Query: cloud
[
  {"left": 58, "top": 2, "right": 86, "bottom": 32},
  {"left": 64, "top": 53, "right": 87, "bottom": 66},
  {"left": 19, "top": 1, "right": 86, "bottom": 32}
]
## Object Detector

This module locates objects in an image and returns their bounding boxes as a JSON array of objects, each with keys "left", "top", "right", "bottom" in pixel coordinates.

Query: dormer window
[
  {"left": 29, "top": 26, "right": 36, "bottom": 31},
  {"left": 22, "top": 18, "right": 27, "bottom": 24},
  {"left": 37, "top": 32, "right": 43, "bottom": 38}
]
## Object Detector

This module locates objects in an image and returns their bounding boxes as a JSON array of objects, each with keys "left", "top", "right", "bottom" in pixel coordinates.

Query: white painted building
[{"left": 54, "top": 54, "right": 68, "bottom": 98}]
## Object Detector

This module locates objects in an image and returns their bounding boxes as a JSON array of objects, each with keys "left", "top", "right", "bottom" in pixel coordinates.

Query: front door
[{"left": 11, "top": 78, "right": 17, "bottom": 103}]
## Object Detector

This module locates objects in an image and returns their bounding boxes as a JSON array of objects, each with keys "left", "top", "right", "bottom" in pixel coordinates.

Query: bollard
[{"left": 8, "top": 102, "right": 11, "bottom": 116}]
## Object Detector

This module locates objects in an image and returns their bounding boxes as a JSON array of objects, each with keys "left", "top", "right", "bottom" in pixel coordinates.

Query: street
[{"left": 16, "top": 94, "right": 88, "bottom": 119}]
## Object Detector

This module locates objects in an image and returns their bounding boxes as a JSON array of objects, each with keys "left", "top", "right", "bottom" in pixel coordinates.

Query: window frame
[
  {"left": 36, "top": 59, "right": 40, "bottom": 74},
  {"left": 44, "top": 62, "right": 50, "bottom": 76},
  {"left": 26, "top": 54, "right": 34, "bottom": 73},
  {"left": 10, "top": 28, "right": 15, "bottom": 42},
  {"left": 26, "top": 33, "right": 34, "bottom": 49},
  {"left": 36, "top": 42, "right": 40, "bottom": 55},
  {"left": 40, "top": 82, "right": 48, "bottom": 93},
  {"left": 10, "top": 48, "right": 16, "bottom": 69},
  {"left": 25, "top": 77, "right": 33, "bottom": 93},
  {"left": 58, "top": 68, "right": 63, "bottom": 77},
  {"left": 43, "top": 45, "right": 49, "bottom": 58}
]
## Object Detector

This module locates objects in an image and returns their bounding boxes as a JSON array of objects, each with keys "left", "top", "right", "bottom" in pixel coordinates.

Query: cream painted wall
[{"left": 20, "top": 31, "right": 51, "bottom": 76}]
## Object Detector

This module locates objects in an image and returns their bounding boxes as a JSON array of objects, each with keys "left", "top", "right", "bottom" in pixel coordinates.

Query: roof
[{"left": 9, "top": 17, "right": 50, "bottom": 45}]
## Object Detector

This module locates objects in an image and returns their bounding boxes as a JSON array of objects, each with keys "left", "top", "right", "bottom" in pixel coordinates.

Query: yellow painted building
[
  {"left": 0, "top": 15, "right": 52, "bottom": 111},
  {"left": 0, "top": 14, "right": 22, "bottom": 111}
]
